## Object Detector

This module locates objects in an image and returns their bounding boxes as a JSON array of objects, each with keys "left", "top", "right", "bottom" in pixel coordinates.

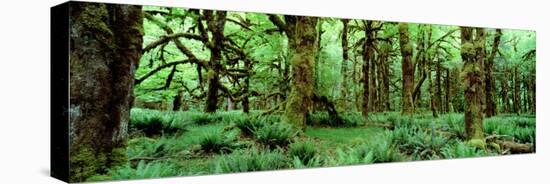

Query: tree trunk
[
  {"left": 383, "top": 56, "right": 391, "bottom": 111},
  {"left": 435, "top": 58, "right": 443, "bottom": 114},
  {"left": 429, "top": 68, "right": 438, "bottom": 118},
  {"left": 340, "top": 19, "right": 350, "bottom": 110},
  {"left": 205, "top": 11, "right": 227, "bottom": 113},
  {"left": 371, "top": 56, "right": 378, "bottom": 112},
  {"left": 444, "top": 68, "right": 451, "bottom": 112},
  {"left": 501, "top": 75, "right": 510, "bottom": 113},
  {"left": 398, "top": 23, "right": 415, "bottom": 115},
  {"left": 68, "top": 3, "right": 143, "bottom": 182},
  {"left": 485, "top": 29, "right": 501, "bottom": 117},
  {"left": 461, "top": 27, "right": 485, "bottom": 141},
  {"left": 513, "top": 67, "right": 521, "bottom": 114},
  {"left": 379, "top": 45, "right": 391, "bottom": 111},
  {"left": 243, "top": 60, "right": 251, "bottom": 113},
  {"left": 284, "top": 16, "right": 318, "bottom": 130},
  {"left": 227, "top": 97, "right": 235, "bottom": 111},
  {"left": 172, "top": 89, "right": 183, "bottom": 111},
  {"left": 531, "top": 72, "right": 536, "bottom": 113},
  {"left": 362, "top": 21, "right": 375, "bottom": 118}
]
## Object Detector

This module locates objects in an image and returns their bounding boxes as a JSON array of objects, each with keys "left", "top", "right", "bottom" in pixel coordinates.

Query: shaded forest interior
[{"left": 66, "top": 3, "right": 536, "bottom": 182}]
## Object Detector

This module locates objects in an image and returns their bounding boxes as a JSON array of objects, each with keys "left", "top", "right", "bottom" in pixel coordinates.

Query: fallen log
[{"left": 494, "top": 140, "right": 534, "bottom": 154}]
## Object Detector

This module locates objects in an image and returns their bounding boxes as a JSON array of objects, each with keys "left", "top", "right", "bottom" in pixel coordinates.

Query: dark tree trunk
[
  {"left": 485, "top": 29, "right": 501, "bottom": 117},
  {"left": 204, "top": 11, "right": 227, "bottom": 113},
  {"left": 172, "top": 89, "right": 183, "bottom": 111},
  {"left": 362, "top": 21, "right": 375, "bottom": 118},
  {"left": 284, "top": 16, "right": 318, "bottom": 130},
  {"left": 68, "top": 3, "right": 143, "bottom": 182},
  {"left": 461, "top": 27, "right": 485, "bottom": 141},
  {"left": 398, "top": 23, "right": 415, "bottom": 115}
]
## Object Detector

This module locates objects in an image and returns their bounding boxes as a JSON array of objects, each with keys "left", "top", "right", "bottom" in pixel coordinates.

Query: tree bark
[
  {"left": 495, "top": 140, "right": 534, "bottom": 154},
  {"left": 68, "top": 3, "right": 143, "bottom": 182},
  {"left": 172, "top": 89, "right": 183, "bottom": 111},
  {"left": 204, "top": 11, "right": 227, "bottom": 113},
  {"left": 283, "top": 16, "right": 318, "bottom": 130},
  {"left": 461, "top": 27, "right": 485, "bottom": 141},
  {"left": 398, "top": 23, "right": 415, "bottom": 115},
  {"left": 485, "top": 29, "right": 501, "bottom": 117},
  {"left": 362, "top": 21, "right": 375, "bottom": 118}
]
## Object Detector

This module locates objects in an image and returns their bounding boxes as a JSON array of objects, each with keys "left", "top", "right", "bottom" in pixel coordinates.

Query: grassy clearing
[{"left": 88, "top": 109, "right": 535, "bottom": 181}]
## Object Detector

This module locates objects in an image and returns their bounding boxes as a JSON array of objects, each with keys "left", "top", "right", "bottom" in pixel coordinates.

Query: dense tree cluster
[{"left": 134, "top": 7, "right": 535, "bottom": 125}]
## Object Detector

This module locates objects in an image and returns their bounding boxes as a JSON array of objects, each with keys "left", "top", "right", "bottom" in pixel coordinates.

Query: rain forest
[{"left": 66, "top": 3, "right": 536, "bottom": 182}]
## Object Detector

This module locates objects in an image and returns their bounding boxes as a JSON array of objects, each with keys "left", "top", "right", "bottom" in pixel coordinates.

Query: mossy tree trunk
[
  {"left": 378, "top": 43, "right": 391, "bottom": 111},
  {"left": 485, "top": 29, "right": 502, "bottom": 117},
  {"left": 283, "top": 16, "right": 318, "bottom": 130},
  {"left": 204, "top": 10, "right": 227, "bottom": 113},
  {"left": 398, "top": 23, "right": 415, "bottom": 115},
  {"left": 362, "top": 20, "right": 379, "bottom": 118},
  {"left": 68, "top": 3, "right": 143, "bottom": 182},
  {"left": 460, "top": 27, "right": 485, "bottom": 141}
]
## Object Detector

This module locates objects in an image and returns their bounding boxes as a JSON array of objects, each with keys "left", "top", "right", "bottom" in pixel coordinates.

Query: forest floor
[{"left": 86, "top": 109, "right": 535, "bottom": 182}]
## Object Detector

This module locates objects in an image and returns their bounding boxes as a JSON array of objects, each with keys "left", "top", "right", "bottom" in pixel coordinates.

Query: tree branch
[
  {"left": 226, "top": 18, "right": 253, "bottom": 31},
  {"left": 268, "top": 14, "right": 287, "bottom": 33},
  {"left": 144, "top": 12, "right": 201, "bottom": 62},
  {"left": 143, "top": 32, "right": 203, "bottom": 53},
  {"left": 135, "top": 60, "right": 192, "bottom": 85}
]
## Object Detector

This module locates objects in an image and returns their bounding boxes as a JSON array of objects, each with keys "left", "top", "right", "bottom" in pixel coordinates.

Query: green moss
[
  {"left": 79, "top": 4, "right": 114, "bottom": 38},
  {"left": 488, "top": 142, "right": 501, "bottom": 152},
  {"left": 85, "top": 175, "right": 113, "bottom": 182},
  {"left": 109, "top": 147, "right": 129, "bottom": 167},
  {"left": 70, "top": 146, "right": 106, "bottom": 182},
  {"left": 69, "top": 145, "right": 127, "bottom": 182},
  {"left": 466, "top": 139, "right": 486, "bottom": 149},
  {"left": 206, "top": 70, "right": 216, "bottom": 80},
  {"left": 461, "top": 42, "right": 475, "bottom": 58}
]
